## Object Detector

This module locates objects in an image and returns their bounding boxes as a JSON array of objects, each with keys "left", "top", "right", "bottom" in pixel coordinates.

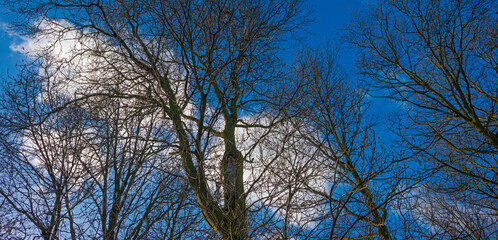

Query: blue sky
[
  {"left": 0, "top": 0, "right": 368, "bottom": 78},
  {"left": 306, "top": 0, "right": 365, "bottom": 44},
  {"left": 0, "top": 22, "right": 20, "bottom": 77},
  {"left": 0, "top": 0, "right": 399, "bottom": 137},
  {"left": 1, "top": 0, "right": 395, "bottom": 136}
]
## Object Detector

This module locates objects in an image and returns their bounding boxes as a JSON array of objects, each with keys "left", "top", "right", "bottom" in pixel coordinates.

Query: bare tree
[
  {"left": 0, "top": 59, "right": 203, "bottom": 239},
  {"left": 346, "top": 0, "right": 498, "bottom": 237},
  {"left": 0, "top": 64, "right": 89, "bottom": 240},
  {"left": 76, "top": 94, "right": 202, "bottom": 240},
  {"left": 3, "top": 0, "right": 310, "bottom": 239},
  {"left": 285, "top": 47, "right": 407, "bottom": 239}
]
